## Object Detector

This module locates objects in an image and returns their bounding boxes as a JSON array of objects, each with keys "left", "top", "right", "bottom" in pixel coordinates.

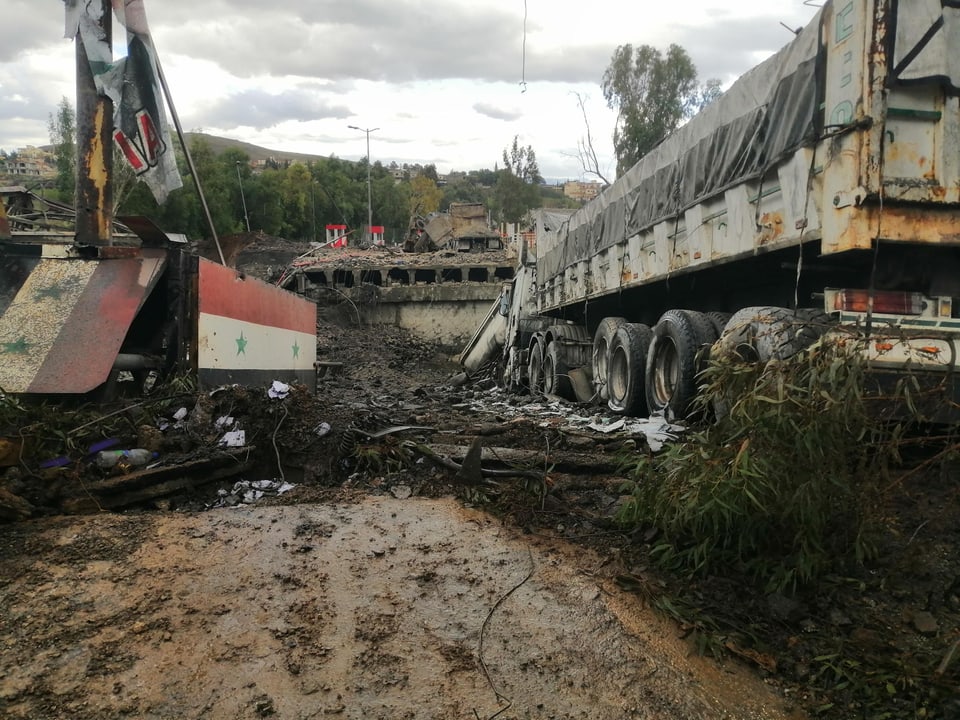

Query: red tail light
[{"left": 834, "top": 290, "right": 923, "bottom": 315}]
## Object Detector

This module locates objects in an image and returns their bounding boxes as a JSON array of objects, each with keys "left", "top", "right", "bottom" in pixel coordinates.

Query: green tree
[
  {"left": 441, "top": 177, "right": 488, "bottom": 210},
  {"left": 189, "top": 137, "right": 241, "bottom": 236},
  {"left": 279, "top": 162, "right": 312, "bottom": 238},
  {"left": 311, "top": 159, "right": 349, "bottom": 227},
  {"left": 602, "top": 43, "right": 712, "bottom": 176},
  {"left": 408, "top": 175, "right": 443, "bottom": 220},
  {"left": 250, "top": 168, "right": 285, "bottom": 236},
  {"left": 48, "top": 96, "right": 76, "bottom": 202},
  {"left": 467, "top": 169, "right": 498, "bottom": 187},
  {"left": 492, "top": 137, "right": 541, "bottom": 226},
  {"left": 371, "top": 162, "right": 411, "bottom": 243},
  {"left": 502, "top": 136, "right": 542, "bottom": 184}
]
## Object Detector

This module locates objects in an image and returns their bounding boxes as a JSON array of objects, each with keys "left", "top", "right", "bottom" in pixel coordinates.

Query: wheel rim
[
  {"left": 652, "top": 337, "right": 679, "bottom": 406},
  {"left": 594, "top": 339, "right": 610, "bottom": 385},
  {"left": 543, "top": 347, "right": 556, "bottom": 394},
  {"left": 528, "top": 343, "right": 543, "bottom": 393},
  {"left": 608, "top": 345, "right": 628, "bottom": 405}
]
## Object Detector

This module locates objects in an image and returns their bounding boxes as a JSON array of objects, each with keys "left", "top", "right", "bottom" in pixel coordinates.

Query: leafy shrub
[{"left": 616, "top": 339, "right": 924, "bottom": 592}]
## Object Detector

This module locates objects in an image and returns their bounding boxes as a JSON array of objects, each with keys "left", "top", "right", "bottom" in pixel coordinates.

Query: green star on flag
[
  {"left": 1, "top": 336, "right": 29, "bottom": 355},
  {"left": 292, "top": 339, "right": 300, "bottom": 359},
  {"left": 236, "top": 331, "right": 248, "bottom": 356},
  {"left": 35, "top": 285, "right": 65, "bottom": 301}
]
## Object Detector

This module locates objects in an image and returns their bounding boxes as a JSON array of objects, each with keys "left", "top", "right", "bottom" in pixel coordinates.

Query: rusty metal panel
[
  {"left": 0, "top": 250, "right": 166, "bottom": 393},
  {"left": 196, "top": 258, "right": 317, "bottom": 391},
  {"left": 0, "top": 199, "right": 10, "bottom": 240}
]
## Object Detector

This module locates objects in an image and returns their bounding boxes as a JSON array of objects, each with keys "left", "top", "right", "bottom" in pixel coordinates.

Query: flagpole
[{"left": 154, "top": 56, "right": 226, "bottom": 265}]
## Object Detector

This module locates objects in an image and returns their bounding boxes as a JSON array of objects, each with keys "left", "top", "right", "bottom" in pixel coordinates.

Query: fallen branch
[
  {"left": 424, "top": 443, "right": 619, "bottom": 474},
  {"left": 406, "top": 442, "right": 542, "bottom": 481},
  {"left": 935, "top": 637, "right": 960, "bottom": 677}
]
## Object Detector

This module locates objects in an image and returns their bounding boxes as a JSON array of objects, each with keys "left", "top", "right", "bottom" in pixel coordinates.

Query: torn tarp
[{"left": 65, "top": 0, "right": 183, "bottom": 203}]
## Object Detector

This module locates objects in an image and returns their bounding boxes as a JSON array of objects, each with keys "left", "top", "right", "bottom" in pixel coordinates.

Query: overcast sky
[{"left": 0, "top": 0, "right": 820, "bottom": 181}]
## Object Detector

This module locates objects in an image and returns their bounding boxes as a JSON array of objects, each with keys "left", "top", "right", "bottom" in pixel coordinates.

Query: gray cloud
[
  {"left": 0, "top": 3, "right": 56, "bottom": 62},
  {"left": 473, "top": 103, "right": 522, "bottom": 122},
  {"left": 199, "top": 87, "right": 352, "bottom": 130},
  {"left": 672, "top": 14, "right": 815, "bottom": 82},
  {"left": 157, "top": 0, "right": 526, "bottom": 83},
  {"left": 10, "top": 2, "right": 813, "bottom": 95},
  {"left": 0, "top": 67, "right": 71, "bottom": 129}
]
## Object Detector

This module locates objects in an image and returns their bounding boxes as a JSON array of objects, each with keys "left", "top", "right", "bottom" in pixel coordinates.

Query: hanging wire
[
  {"left": 795, "top": 143, "right": 818, "bottom": 311},
  {"left": 520, "top": 0, "right": 528, "bottom": 92}
]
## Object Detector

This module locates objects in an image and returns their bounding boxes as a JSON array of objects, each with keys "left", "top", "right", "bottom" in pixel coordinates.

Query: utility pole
[
  {"left": 348, "top": 125, "right": 379, "bottom": 244},
  {"left": 236, "top": 161, "right": 250, "bottom": 232}
]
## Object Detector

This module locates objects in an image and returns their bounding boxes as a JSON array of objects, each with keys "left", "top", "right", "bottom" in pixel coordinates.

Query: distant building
[
  {"left": 563, "top": 180, "right": 603, "bottom": 202},
  {"left": 0, "top": 146, "right": 56, "bottom": 178}
]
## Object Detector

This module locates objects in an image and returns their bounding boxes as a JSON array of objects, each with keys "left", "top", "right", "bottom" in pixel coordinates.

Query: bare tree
[{"left": 570, "top": 91, "right": 612, "bottom": 185}]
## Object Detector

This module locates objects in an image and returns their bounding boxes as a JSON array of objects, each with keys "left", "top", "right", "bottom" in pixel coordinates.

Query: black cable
[{"left": 520, "top": 0, "right": 528, "bottom": 92}]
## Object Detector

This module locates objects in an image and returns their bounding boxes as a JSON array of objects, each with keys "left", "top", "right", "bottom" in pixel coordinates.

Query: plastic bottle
[{"left": 95, "top": 448, "right": 157, "bottom": 470}]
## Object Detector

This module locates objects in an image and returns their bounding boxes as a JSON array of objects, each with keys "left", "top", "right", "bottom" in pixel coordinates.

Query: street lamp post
[
  {"left": 236, "top": 161, "right": 251, "bottom": 232},
  {"left": 348, "top": 125, "right": 379, "bottom": 244}
]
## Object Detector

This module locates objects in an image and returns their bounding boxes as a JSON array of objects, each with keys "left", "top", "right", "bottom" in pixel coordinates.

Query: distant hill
[{"left": 184, "top": 132, "right": 336, "bottom": 165}]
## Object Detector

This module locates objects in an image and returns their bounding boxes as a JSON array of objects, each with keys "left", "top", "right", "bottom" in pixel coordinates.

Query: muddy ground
[{"left": 1, "top": 303, "right": 958, "bottom": 719}]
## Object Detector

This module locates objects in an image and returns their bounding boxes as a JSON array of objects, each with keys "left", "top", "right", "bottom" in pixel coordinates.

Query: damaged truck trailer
[{"left": 481, "top": 0, "right": 960, "bottom": 420}]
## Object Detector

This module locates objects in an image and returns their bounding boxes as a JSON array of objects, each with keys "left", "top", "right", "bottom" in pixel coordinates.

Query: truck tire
[
  {"left": 592, "top": 317, "right": 627, "bottom": 401},
  {"left": 607, "top": 323, "right": 653, "bottom": 416},
  {"left": 527, "top": 337, "right": 545, "bottom": 396},
  {"left": 706, "top": 311, "right": 732, "bottom": 337},
  {"left": 543, "top": 341, "right": 572, "bottom": 399},
  {"left": 645, "top": 310, "right": 717, "bottom": 419},
  {"left": 710, "top": 307, "right": 833, "bottom": 420},
  {"left": 713, "top": 306, "right": 830, "bottom": 363}
]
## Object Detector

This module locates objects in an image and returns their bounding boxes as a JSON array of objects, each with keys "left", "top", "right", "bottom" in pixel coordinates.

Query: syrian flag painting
[{"left": 197, "top": 259, "right": 317, "bottom": 390}]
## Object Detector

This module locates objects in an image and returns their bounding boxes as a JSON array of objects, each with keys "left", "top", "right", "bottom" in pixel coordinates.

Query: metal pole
[
  {"left": 155, "top": 56, "right": 226, "bottom": 264},
  {"left": 75, "top": 0, "right": 113, "bottom": 246},
  {"left": 348, "top": 125, "right": 378, "bottom": 244},
  {"left": 236, "top": 161, "right": 251, "bottom": 232},
  {"left": 365, "top": 132, "right": 372, "bottom": 243}
]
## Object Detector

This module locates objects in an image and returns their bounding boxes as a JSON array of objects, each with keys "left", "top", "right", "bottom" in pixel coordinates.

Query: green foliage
[
  {"left": 539, "top": 185, "right": 581, "bottom": 210},
  {"left": 47, "top": 96, "right": 76, "bottom": 202},
  {"left": 617, "top": 341, "right": 910, "bottom": 592},
  {"left": 36, "top": 99, "right": 534, "bottom": 244},
  {"left": 408, "top": 175, "right": 443, "bottom": 219},
  {"left": 601, "top": 43, "right": 719, "bottom": 176},
  {"left": 492, "top": 136, "right": 542, "bottom": 225}
]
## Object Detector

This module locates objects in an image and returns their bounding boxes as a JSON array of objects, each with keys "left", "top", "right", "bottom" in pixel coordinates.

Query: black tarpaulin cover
[{"left": 539, "top": 6, "right": 823, "bottom": 283}]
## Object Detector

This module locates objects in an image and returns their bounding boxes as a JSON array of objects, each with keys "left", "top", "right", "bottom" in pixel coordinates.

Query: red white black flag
[{"left": 65, "top": 0, "right": 183, "bottom": 203}]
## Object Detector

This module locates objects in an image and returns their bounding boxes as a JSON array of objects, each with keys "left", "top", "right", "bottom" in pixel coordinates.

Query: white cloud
[{"left": 1, "top": 0, "right": 819, "bottom": 180}]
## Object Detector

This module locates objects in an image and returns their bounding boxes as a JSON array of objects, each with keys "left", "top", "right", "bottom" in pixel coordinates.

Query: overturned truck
[{"left": 470, "top": 0, "right": 960, "bottom": 421}]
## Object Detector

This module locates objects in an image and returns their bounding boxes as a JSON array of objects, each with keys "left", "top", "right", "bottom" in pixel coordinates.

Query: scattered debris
[{"left": 212, "top": 478, "right": 297, "bottom": 507}]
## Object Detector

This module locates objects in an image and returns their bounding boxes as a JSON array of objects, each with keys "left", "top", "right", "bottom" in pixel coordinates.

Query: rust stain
[
  {"left": 758, "top": 212, "right": 784, "bottom": 244},
  {"left": 0, "top": 199, "right": 9, "bottom": 240},
  {"left": 91, "top": 104, "right": 111, "bottom": 239},
  {"left": 98, "top": 246, "right": 143, "bottom": 259}
]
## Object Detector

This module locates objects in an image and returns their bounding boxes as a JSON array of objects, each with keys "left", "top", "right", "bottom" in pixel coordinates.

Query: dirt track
[
  {"left": 0, "top": 495, "right": 802, "bottom": 720},
  {"left": 2, "top": 309, "right": 958, "bottom": 719}
]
